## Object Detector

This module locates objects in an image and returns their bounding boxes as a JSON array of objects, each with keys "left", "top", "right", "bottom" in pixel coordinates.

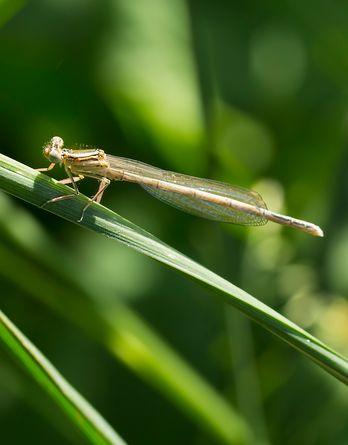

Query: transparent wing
[{"left": 106, "top": 155, "right": 268, "bottom": 226}]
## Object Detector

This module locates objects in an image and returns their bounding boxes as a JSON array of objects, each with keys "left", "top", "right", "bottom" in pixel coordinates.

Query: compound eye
[
  {"left": 43, "top": 136, "right": 64, "bottom": 163},
  {"left": 51, "top": 136, "right": 64, "bottom": 149}
]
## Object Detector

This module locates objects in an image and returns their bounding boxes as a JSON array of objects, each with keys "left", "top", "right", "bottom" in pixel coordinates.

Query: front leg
[
  {"left": 37, "top": 163, "right": 56, "bottom": 172},
  {"left": 41, "top": 171, "right": 84, "bottom": 208}
]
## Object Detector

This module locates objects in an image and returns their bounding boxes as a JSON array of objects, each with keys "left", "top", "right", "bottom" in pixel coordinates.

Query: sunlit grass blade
[
  {"left": 0, "top": 309, "right": 127, "bottom": 445},
  {"left": 0, "top": 153, "right": 347, "bottom": 384},
  {"left": 0, "top": 194, "right": 251, "bottom": 445}
]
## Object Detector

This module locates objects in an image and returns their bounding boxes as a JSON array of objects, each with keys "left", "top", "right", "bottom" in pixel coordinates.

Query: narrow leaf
[{"left": 0, "top": 153, "right": 347, "bottom": 384}]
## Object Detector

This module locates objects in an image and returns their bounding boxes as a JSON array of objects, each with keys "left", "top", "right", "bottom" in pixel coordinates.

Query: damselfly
[{"left": 38, "top": 136, "right": 324, "bottom": 237}]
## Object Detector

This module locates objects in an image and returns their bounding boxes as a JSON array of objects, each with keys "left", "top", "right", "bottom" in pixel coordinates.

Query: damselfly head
[{"left": 43, "top": 136, "right": 64, "bottom": 164}]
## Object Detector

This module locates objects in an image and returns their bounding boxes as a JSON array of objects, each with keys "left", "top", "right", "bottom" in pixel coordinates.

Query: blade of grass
[
  {"left": 0, "top": 309, "right": 127, "bottom": 445},
  {"left": 0, "top": 153, "right": 347, "bottom": 384},
  {"left": 0, "top": 219, "right": 251, "bottom": 445},
  {"left": 0, "top": 361, "right": 93, "bottom": 444}
]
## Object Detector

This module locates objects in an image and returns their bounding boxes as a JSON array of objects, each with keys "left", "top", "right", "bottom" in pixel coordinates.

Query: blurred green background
[{"left": 1, "top": 0, "right": 348, "bottom": 444}]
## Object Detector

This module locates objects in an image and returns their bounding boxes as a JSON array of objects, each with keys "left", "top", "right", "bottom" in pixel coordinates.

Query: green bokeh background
[{"left": 1, "top": 1, "right": 348, "bottom": 444}]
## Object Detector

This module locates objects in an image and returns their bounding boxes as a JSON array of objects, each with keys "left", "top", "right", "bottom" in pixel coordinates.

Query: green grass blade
[
  {"left": 0, "top": 192, "right": 252, "bottom": 445},
  {"left": 0, "top": 309, "right": 127, "bottom": 445},
  {"left": 0, "top": 237, "right": 251, "bottom": 445},
  {"left": 0, "top": 153, "right": 347, "bottom": 384}
]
